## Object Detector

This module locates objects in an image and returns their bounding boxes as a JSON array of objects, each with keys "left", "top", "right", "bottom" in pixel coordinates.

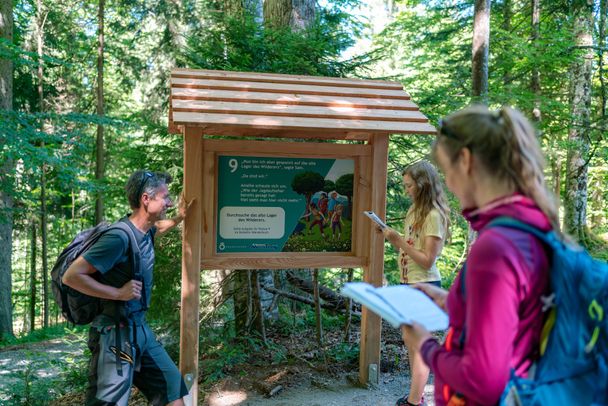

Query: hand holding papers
[
  {"left": 363, "top": 210, "right": 387, "bottom": 229},
  {"left": 341, "top": 282, "right": 448, "bottom": 331}
]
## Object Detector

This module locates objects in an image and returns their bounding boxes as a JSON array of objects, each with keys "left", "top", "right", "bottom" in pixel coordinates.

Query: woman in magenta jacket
[{"left": 403, "top": 105, "right": 562, "bottom": 406}]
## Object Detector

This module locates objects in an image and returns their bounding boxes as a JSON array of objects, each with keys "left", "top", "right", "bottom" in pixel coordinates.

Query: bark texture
[
  {"left": 531, "top": 0, "right": 541, "bottom": 122},
  {"left": 0, "top": 0, "right": 14, "bottom": 339},
  {"left": 564, "top": 0, "right": 594, "bottom": 244},
  {"left": 263, "top": 0, "right": 315, "bottom": 30},
  {"left": 37, "top": 0, "right": 49, "bottom": 327},
  {"left": 472, "top": 0, "right": 491, "bottom": 103},
  {"left": 95, "top": 0, "right": 105, "bottom": 224}
]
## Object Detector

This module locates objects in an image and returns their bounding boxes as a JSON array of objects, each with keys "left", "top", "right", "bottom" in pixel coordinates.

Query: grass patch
[
  {"left": 0, "top": 324, "right": 87, "bottom": 349},
  {"left": 587, "top": 231, "right": 608, "bottom": 261}
]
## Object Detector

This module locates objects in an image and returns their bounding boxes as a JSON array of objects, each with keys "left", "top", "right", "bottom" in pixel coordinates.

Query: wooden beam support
[
  {"left": 202, "top": 138, "right": 371, "bottom": 157},
  {"left": 168, "top": 104, "right": 182, "bottom": 134},
  {"left": 179, "top": 127, "right": 203, "bottom": 405},
  {"left": 201, "top": 255, "right": 365, "bottom": 270},
  {"left": 359, "top": 133, "right": 388, "bottom": 385}
]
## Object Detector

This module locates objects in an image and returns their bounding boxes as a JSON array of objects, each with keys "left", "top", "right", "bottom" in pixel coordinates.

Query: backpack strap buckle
[
  {"left": 540, "top": 293, "right": 556, "bottom": 312},
  {"left": 585, "top": 299, "right": 604, "bottom": 353}
]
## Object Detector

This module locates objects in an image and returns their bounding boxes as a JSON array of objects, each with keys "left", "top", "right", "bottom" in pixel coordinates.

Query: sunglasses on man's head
[{"left": 137, "top": 171, "right": 154, "bottom": 198}]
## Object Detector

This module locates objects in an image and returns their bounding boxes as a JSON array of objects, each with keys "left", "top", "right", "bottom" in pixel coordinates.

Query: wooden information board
[
  {"left": 216, "top": 154, "right": 355, "bottom": 254},
  {"left": 200, "top": 139, "right": 370, "bottom": 270},
  {"left": 170, "top": 68, "right": 436, "bottom": 405}
]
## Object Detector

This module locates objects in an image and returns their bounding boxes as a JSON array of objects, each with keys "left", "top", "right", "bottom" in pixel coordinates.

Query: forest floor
[
  {"left": 0, "top": 334, "right": 88, "bottom": 404},
  {"left": 0, "top": 323, "right": 439, "bottom": 406}
]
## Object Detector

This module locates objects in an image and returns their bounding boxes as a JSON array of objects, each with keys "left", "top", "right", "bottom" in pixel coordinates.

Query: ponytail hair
[
  {"left": 433, "top": 105, "right": 561, "bottom": 235},
  {"left": 402, "top": 160, "right": 451, "bottom": 241}
]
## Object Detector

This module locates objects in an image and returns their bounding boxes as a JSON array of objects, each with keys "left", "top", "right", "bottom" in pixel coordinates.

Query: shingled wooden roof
[{"left": 169, "top": 69, "right": 436, "bottom": 140}]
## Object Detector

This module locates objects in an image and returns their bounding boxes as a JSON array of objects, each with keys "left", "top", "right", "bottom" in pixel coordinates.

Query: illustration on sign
[{"left": 217, "top": 156, "right": 354, "bottom": 253}]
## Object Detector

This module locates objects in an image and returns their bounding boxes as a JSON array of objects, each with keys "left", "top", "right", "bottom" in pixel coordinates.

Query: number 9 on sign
[{"left": 228, "top": 159, "right": 238, "bottom": 173}]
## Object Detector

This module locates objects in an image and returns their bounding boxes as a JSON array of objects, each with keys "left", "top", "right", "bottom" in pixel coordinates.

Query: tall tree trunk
[
  {"left": 233, "top": 270, "right": 251, "bottom": 335},
  {"left": 30, "top": 221, "right": 37, "bottom": 332},
  {"left": 290, "top": 0, "right": 315, "bottom": 31},
  {"left": 502, "top": 0, "right": 512, "bottom": 91},
  {"left": 251, "top": 271, "right": 267, "bottom": 342},
  {"left": 95, "top": 0, "right": 105, "bottom": 225},
  {"left": 552, "top": 158, "right": 561, "bottom": 210},
  {"left": 597, "top": 0, "right": 607, "bottom": 226},
  {"left": 37, "top": 0, "right": 49, "bottom": 327},
  {"left": 599, "top": 0, "right": 607, "bottom": 121},
  {"left": 343, "top": 268, "right": 353, "bottom": 342},
  {"left": 264, "top": 0, "right": 291, "bottom": 29},
  {"left": 531, "top": 0, "right": 541, "bottom": 122},
  {"left": 312, "top": 269, "right": 323, "bottom": 346},
  {"left": 41, "top": 139, "right": 48, "bottom": 327},
  {"left": 564, "top": 0, "right": 594, "bottom": 244},
  {"left": 264, "top": 0, "right": 315, "bottom": 31},
  {"left": 224, "top": 0, "right": 247, "bottom": 18},
  {"left": 0, "top": 0, "right": 14, "bottom": 340},
  {"left": 472, "top": 0, "right": 491, "bottom": 104},
  {"left": 258, "top": 270, "right": 279, "bottom": 320}
]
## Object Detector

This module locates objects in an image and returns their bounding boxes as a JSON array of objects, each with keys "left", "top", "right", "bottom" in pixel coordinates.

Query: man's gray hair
[{"left": 125, "top": 170, "right": 173, "bottom": 209}]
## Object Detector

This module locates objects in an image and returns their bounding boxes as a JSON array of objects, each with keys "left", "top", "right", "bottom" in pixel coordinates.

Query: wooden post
[
  {"left": 180, "top": 127, "right": 203, "bottom": 405},
  {"left": 359, "top": 134, "right": 388, "bottom": 385}
]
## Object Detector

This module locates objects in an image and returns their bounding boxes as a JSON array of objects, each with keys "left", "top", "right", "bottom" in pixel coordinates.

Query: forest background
[{"left": 0, "top": 0, "right": 607, "bottom": 404}]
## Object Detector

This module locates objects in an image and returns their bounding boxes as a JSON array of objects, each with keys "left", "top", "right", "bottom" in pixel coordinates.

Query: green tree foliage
[
  {"left": 3, "top": 0, "right": 192, "bottom": 336},
  {"left": 291, "top": 171, "right": 325, "bottom": 211},
  {"left": 323, "top": 179, "right": 336, "bottom": 192},
  {"left": 335, "top": 173, "right": 353, "bottom": 219},
  {"left": 372, "top": 1, "right": 607, "bottom": 253},
  {"left": 178, "top": 0, "right": 369, "bottom": 76},
  {"left": 2, "top": 4, "right": 608, "bottom": 402},
  {"left": 335, "top": 173, "right": 353, "bottom": 198}
]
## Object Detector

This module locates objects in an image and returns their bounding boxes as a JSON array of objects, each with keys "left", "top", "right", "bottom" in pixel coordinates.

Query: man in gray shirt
[{"left": 63, "top": 170, "right": 191, "bottom": 406}]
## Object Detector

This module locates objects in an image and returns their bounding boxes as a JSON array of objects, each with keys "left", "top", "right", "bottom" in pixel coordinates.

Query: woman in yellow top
[{"left": 383, "top": 160, "right": 450, "bottom": 406}]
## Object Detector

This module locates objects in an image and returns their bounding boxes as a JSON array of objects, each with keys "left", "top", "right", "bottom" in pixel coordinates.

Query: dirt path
[
  {"left": 203, "top": 372, "right": 436, "bottom": 406},
  {"left": 1, "top": 337, "right": 437, "bottom": 406}
]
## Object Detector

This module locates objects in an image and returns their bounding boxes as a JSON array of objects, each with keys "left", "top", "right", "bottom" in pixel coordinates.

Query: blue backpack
[{"left": 481, "top": 218, "right": 608, "bottom": 406}]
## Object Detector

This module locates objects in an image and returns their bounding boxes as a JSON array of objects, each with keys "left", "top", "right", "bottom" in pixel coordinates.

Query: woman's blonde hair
[
  {"left": 433, "top": 104, "right": 560, "bottom": 233},
  {"left": 403, "top": 160, "right": 450, "bottom": 240}
]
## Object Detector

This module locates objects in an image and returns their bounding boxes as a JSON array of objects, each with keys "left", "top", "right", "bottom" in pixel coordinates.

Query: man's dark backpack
[{"left": 51, "top": 221, "right": 142, "bottom": 325}]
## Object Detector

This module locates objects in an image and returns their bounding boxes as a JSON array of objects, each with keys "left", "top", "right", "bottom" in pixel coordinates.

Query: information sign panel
[{"left": 217, "top": 155, "right": 355, "bottom": 253}]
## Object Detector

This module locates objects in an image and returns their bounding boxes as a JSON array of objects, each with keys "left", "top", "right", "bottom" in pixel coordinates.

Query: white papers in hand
[
  {"left": 363, "top": 210, "right": 387, "bottom": 229},
  {"left": 341, "top": 282, "right": 448, "bottom": 331}
]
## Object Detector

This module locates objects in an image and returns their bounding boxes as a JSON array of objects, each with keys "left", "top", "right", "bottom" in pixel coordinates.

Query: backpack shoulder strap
[
  {"left": 486, "top": 216, "right": 559, "bottom": 248},
  {"left": 460, "top": 217, "right": 539, "bottom": 299},
  {"left": 110, "top": 221, "right": 148, "bottom": 313},
  {"left": 457, "top": 216, "right": 554, "bottom": 348},
  {"left": 100, "top": 221, "right": 143, "bottom": 378},
  {"left": 109, "top": 221, "right": 142, "bottom": 280}
]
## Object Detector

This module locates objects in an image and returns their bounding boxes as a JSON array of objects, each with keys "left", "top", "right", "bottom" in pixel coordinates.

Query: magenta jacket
[{"left": 421, "top": 194, "right": 551, "bottom": 405}]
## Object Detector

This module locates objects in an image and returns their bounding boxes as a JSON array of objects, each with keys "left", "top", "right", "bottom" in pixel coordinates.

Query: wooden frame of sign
[
  {"left": 202, "top": 139, "right": 370, "bottom": 268},
  {"left": 171, "top": 69, "right": 435, "bottom": 405}
]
